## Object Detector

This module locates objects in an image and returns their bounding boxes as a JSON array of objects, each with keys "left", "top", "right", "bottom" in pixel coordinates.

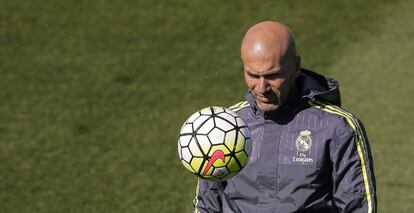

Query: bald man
[{"left": 193, "top": 21, "right": 376, "bottom": 213}]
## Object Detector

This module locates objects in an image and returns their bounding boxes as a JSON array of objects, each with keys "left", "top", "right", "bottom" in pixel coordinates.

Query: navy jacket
[{"left": 193, "top": 69, "right": 377, "bottom": 213}]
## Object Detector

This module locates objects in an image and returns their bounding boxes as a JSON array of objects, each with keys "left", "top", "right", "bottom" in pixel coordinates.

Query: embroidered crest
[
  {"left": 295, "top": 130, "right": 312, "bottom": 152},
  {"left": 293, "top": 130, "right": 314, "bottom": 164}
]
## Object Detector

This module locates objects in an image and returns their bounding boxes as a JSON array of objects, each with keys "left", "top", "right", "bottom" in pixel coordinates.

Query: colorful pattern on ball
[{"left": 178, "top": 106, "right": 252, "bottom": 181}]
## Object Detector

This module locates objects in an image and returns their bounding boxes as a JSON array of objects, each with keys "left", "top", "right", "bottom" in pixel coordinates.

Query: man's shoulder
[
  {"left": 306, "top": 99, "right": 365, "bottom": 132},
  {"left": 228, "top": 101, "right": 250, "bottom": 113}
]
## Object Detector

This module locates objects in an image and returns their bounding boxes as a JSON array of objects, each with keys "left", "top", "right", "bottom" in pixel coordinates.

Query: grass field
[{"left": 1, "top": 0, "right": 413, "bottom": 212}]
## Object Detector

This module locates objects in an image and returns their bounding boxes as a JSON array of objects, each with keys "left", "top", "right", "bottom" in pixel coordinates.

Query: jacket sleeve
[
  {"left": 330, "top": 117, "right": 377, "bottom": 213},
  {"left": 192, "top": 178, "right": 225, "bottom": 213}
]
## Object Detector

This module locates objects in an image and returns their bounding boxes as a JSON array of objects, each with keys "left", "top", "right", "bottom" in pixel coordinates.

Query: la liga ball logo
[{"left": 177, "top": 106, "right": 252, "bottom": 181}]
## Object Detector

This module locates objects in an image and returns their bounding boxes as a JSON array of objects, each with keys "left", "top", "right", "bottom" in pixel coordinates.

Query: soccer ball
[{"left": 178, "top": 106, "right": 252, "bottom": 181}]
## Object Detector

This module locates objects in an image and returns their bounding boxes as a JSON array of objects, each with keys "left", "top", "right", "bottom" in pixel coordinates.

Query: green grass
[
  {"left": 0, "top": 0, "right": 413, "bottom": 212},
  {"left": 329, "top": 2, "right": 414, "bottom": 211}
]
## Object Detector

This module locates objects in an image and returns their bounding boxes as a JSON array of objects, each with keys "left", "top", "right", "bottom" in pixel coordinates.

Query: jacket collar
[{"left": 245, "top": 68, "right": 341, "bottom": 118}]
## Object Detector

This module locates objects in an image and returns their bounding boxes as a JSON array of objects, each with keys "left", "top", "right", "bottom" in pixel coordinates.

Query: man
[{"left": 192, "top": 21, "right": 377, "bottom": 213}]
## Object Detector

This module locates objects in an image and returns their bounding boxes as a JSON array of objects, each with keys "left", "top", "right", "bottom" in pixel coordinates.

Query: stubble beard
[
  {"left": 255, "top": 83, "right": 299, "bottom": 112},
  {"left": 255, "top": 90, "right": 282, "bottom": 112},
  {"left": 256, "top": 101, "right": 280, "bottom": 112}
]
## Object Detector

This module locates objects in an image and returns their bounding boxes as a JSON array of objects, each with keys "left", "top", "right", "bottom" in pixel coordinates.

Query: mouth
[
  {"left": 256, "top": 95, "right": 271, "bottom": 103},
  {"left": 256, "top": 92, "right": 279, "bottom": 104}
]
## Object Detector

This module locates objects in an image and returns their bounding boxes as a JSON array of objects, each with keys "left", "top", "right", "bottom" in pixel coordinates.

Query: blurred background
[{"left": 1, "top": 0, "right": 413, "bottom": 212}]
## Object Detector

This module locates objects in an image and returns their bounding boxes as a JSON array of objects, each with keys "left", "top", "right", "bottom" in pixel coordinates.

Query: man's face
[{"left": 243, "top": 53, "right": 300, "bottom": 112}]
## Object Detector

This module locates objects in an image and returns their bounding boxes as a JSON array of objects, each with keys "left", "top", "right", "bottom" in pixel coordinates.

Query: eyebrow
[{"left": 245, "top": 70, "right": 282, "bottom": 78}]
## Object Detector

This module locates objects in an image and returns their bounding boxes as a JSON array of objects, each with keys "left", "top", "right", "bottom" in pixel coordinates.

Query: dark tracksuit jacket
[{"left": 193, "top": 69, "right": 377, "bottom": 213}]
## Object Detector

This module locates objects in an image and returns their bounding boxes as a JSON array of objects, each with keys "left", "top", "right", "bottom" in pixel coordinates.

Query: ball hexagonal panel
[
  {"left": 212, "top": 106, "right": 225, "bottom": 114},
  {"left": 186, "top": 111, "right": 200, "bottom": 123},
  {"left": 199, "top": 107, "right": 212, "bottom": 115},
  {"left": 239, "top": 127, "right": 251, "bottom": 138},
  {"left": 189, "top": 137, "right": 203, "bottom": 157},
  {"left": 215, "top": 117, "right": 235, "bottom": 132},
  {"left": 244, "top": 138, "right": 252, "bottom": 155},
  {"left": 196, "top": 135, "right": 211, "bottom": 155},
  {"left": 179, "top": 135, "right": 192, "bottom": 147},
  {"left": 190, "top": 157, "right": 204, "bottom": 173},
  {"left": 224, "top": 130, "right": 236, "bottom": 151},
  {"left": 177, "top": 144, "right": 182, "bottom": 159},
  {"left": 197, "top": 118, "right": 215, "bottom": 135},
  {"left": 236, "top": 151, "right": 248, "bottom": 167},
  {"left": 208, "top": 128, "right": 225, "bottom": 145},
  {"left": 235, "top": 131, "right": 246, "bottom": 152},
  {"left": 181, "top": 147, "right": 192, "bottom": 163},
  {"left": 224, "top": 108, "right": 238, "bottom": 117},
  {"left": 227, "top": 157, "right": 240, "bottom": 173},
  {"left": 208, "top": 144, "right": 230, "bottom": 156},
  {"left": 193, "top": 115, "right": 211, "bottom": 131},
  {"left": 216, "top": 112, "right": 237, "bottom": 126},
  {"left": 181, "top": 160, "right": 194, "bottom": 173},
  {"left": 180, "top": 123, "right": 193, "bottom": 134}
]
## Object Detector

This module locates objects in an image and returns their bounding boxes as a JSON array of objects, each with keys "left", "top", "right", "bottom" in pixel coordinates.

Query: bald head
[
  {"left": 241, "top": 21, "right": 301, "bottom": 112},
  {"left": 241, "top": 21, "right": 297, "bottom": 63}
]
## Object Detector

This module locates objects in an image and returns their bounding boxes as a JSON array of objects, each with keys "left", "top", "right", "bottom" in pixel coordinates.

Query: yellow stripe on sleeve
[
  {"left": 192, "top": 180, "right": 200, "bottom": 213},
  {"left": 228, "top": 101, "right": 250, "bottom": 112},
  {"left": 308, "top": 99, "right": 375, "bottom": 213}
]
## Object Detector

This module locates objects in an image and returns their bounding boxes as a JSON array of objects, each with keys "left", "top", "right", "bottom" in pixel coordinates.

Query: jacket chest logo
[
  {"left": 293, "top": 130, "right": 314, "bottom": 164},
  {"left": 295, "top": 130, "right": 312, "bottom": 152}
]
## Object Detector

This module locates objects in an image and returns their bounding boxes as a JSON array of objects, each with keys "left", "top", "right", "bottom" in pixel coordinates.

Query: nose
[{"left": 257, "top": 77, "right": 269, "bottom": 94}]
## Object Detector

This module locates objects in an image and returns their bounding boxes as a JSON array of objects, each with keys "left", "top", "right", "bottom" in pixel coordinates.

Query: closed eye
[
  {"left": 245, "top": 71, "right": 282, "bottom": 79},
  {"left": 264, "top": 73, "right": 281, "bottom": 79},
  {"left": 245, "top": 71, "right": 260, "bottom": 79}
]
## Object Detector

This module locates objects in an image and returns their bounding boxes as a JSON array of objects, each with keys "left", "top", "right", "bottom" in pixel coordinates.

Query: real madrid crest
[
  {"left": 295, "top": 130, "right": 312, "bottom": 152},
  {"left": 293, "top": 130, "right": 314, "bottom": 164}
]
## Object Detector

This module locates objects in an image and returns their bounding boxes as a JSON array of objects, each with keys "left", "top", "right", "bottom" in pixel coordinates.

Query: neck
[{"left": 279, "top": 84, "right": 300, "bottom": 111}]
